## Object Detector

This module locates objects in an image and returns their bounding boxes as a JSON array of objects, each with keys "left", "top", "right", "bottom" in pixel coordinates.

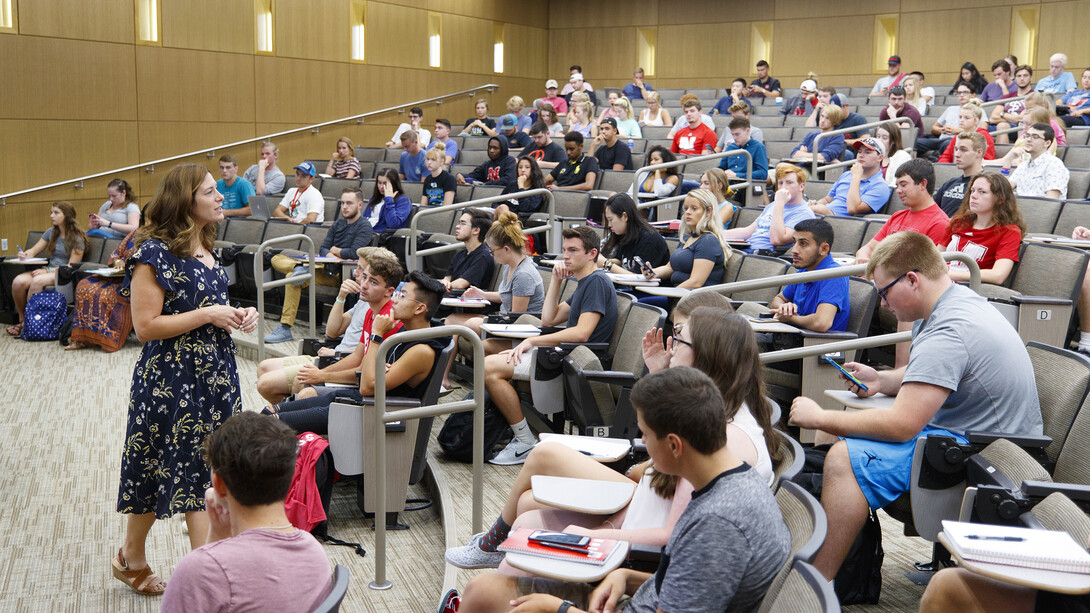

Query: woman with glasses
[{"left": 445, "top": 295, "right": 780, "bottom": 571}]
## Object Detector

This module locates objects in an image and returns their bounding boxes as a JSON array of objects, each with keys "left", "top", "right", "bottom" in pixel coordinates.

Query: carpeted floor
[{"left": 0, "top": 323, "right": 931, "bottom": 612}]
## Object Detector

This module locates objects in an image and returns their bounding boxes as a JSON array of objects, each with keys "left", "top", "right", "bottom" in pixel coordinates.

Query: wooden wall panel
[
  {"left": 0, "top": 36, "right": 137, "bottom": 121},
  {"left": 505, "top": 25, "right": 549, "bottom": 80},
  {"left": 137, "top": 122, "right": 258, "bottom": 164},
  {"left": 899, "top": 9, "right": 1012, "bottom": 77},
  {"left": 657, "top": 23, "right": 750, "bottom": 83},
  {"left": 18, "top": 0, "right": 133, "bottom": 43},
  {"left": 253, "top": 56, "right": 351, "bottom": 125},
  {"left": 161, "top": 0, "right": 254, "bottom": 54},
  {"left": 656, "top": 0, "right": 767, "bottom": 25},
  {"left": 427, "top": 0, "right": 550, "bottom": 28},
  {"left": 365, "top": 2, "right": 428, "bottom": 69},
  {"left": 548, "top": 27, "right": 636, "bottom": 82},
  {"left": 0, "top": 120, "right": 139, "bottom": 198},
  {"left": 773, "top": 0, "right": 900, "bottom": 19},
  {"left": 135, "top": 47, "right": 256, "bottom": 123},
  {"left": 549, "top": 0, "right": 658, "bottom": 28},
  {"left": 1038, "top": 1, "right": 1090, "bottom": 73},
  {"left": 276, "top": 0, "right": 349, "bottom": 62},
  {"left": 771, "top": 16, "right": 875, "bottom": 83},
  {"left": 441, "top": 14, "right": 492, "bottom": 75},
  {"left": 898, "top": 0, "right": 1024, "bottom": 10}
]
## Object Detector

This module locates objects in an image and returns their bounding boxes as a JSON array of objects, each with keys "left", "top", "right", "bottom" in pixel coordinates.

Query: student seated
[
  {"left": 545, "top": 132, "right": 599, "bottom": 192},
  {"left": 440, "top": 209, "right": 495, "bottom": 292},
  {"left": 700, "top": 168, "right": 735, "bottom": 228},
  {"left": 363, "top": 169, "right": 413, "bottom": 232},
  {"left": 243, "top": 141, "right": 286, "bottom": 195},
  {"left": 767, "top": 218, "right": 850, "bottom": 333},
  {"left": 641, "top": 189, "right": 728, "bottom": 308},
  {"left": 456, "top": 137, "right": 516, "bottom": 189},
  {"left": 87, "top": 179, "right": 141, "bottom": 238},
  {"left": 160, "top": 412, "right": 332, "bottom": 612},
  {"left": 216, "top": 156, "right": 256, "bottom": 217},
  {"left": 723, "top": 163, "right": 815, "bottom": 255},
  {"left": 597, "top": 193, "right": 670, "bottom": 274},
  {"left": 496, "top": 156, "right": 548, "bottom": 219},
  {"left": 940, "top": 173, "right": 1025, "bottom": 286},
  {"left": 255, "top": 247, "right": 397, "bottom": 404},
  {"left": 484, "top": 227, "right": 618, "bottom": 465},
  {"left": 324, "top": 136, "right": 361, "bottom": 179},
  {"left": 453, "top": 367, "right": 791, "bottom": 613},
  {"left": 788, "top": 104, "right": 845, "bottom": 164},
  {"left": 461, "top": 98, "right": 498, "bottom": 137},
  {"left": 271, "top": 162, "right": 324, "bottom": 224},
  {"left": 855, "top": 158, "right": 949, "bottom": 264},
  {"left": 809, "top": 137, "right": 891, "bottom": 216},
  {"left": 422, "top": 143, "right": 456, "bottom": 208},
  {"left": 630, "top": 146, "right": 680, "bottom": 202},
  {"left": 8, "top": 201, "right": 86, "bottom": 337},
  {"left": 446, "top": 299, "right": 779, "bottom": 572},
  {"left": 789, "top": 231, "right": 1042, "bottom": 582}
]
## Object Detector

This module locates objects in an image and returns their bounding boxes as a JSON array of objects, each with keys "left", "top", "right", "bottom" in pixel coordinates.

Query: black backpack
[
  {"left": 792, "top": 444, "right": 884, "bottom": 605},
  {"left": 309, "top": 445, "right": 366, "bottom": 557},
  {"left": 437, "top": 394, "right": 511, "bottom": 463}
]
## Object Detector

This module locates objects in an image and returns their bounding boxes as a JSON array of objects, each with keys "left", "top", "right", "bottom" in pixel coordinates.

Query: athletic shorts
[{"left": 843, "top": 425, "right": 966, "bottom": 509}]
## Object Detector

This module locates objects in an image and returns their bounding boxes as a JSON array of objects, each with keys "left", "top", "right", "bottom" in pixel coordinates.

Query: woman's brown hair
[
  {"left": 948, "top": 172, "right": 1027, "bottom": 237},
  {"left": 136, "top": 163, "right": 217, "bottom": 258},
  {"left": 45, "top": 201, "right": 87, "bottom": 261}
]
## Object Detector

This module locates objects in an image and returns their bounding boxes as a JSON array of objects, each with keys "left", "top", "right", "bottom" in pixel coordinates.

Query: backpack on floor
[
  {"left": 286, "top": 433, "right": 366, "bottom": 557},
  {"left": 437, "top": 394, "right": 511, "bottom": 463},
  {"left": 21, "top": 288, "right": 67, "bottom": 341}
]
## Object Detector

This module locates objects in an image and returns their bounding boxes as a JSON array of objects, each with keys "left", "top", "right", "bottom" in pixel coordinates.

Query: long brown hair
[
  {"left": 948, "top": 172, "right": 1027, "bottom": 237},
  {"left": 136, "top": 164, "right": 217, "bottom": 258},
  {"left": 45, "top": 201, "right": 87, "bottom": 260}
]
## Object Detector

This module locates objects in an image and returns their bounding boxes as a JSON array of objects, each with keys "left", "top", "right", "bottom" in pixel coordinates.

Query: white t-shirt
[
  {"left": 278, "top": 185, "right": 325, "bottom": 223},
  {"left": 732, "top": 402, "right": 774, "bottom": 486},
  {"left": 391, "top": 124, "right": 431, "bottom": 148}
]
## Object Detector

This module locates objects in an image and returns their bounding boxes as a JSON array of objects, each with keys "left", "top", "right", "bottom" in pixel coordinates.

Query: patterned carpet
[{"left": 0, "top": 325, "right": 930, "bottom": 612}]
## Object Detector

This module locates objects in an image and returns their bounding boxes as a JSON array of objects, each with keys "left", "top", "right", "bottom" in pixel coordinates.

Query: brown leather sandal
[{"left": 111, "top": 548, "right": 165, "bottom": 596}]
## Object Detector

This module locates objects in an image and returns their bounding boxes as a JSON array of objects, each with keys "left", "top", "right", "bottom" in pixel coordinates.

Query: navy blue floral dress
[{"left": 116, "top": 239, "right": 241, "bottom": 518}]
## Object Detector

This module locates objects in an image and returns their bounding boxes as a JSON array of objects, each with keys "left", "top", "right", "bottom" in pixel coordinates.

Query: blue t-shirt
[
  {"left": 712, "top": 95, "right": 750, "bottom": 115},
  {"left": 720, "top": 138, "right": 768, "bottom": 180},
  {"left": 565, "top": 269, "right": 618, "bottom": 345},
  {"left": 217, "top": 177, "right": 256, "bottom": 211},
  {"left": 669, "top": 233, "right": 725, "bottom": 287},
  {"left": 747, "top": 202, "right": 816, "bottom": 252},
  {"left": 621, "top": 83, "right": 653, "bottom": 100},
  {"left": 826, "top": 171, "right": 892, "bottom": 216},
  {"left": 793, "top": 130, "right": 845, "bottom": 163},
  {"left": 781, "top": 254, "right": 850, "bottom": 332},
  {"left": 1036, "top": 72, "right": 1077, "bottom": 94},
  {"left": 426, "top": 138, "right": 459, "bottom": 163},
  {"left": 399, "top": 150, "right": 427, "bottom": 182}
]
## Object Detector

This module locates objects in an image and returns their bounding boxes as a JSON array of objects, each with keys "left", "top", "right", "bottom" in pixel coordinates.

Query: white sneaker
[
  {"left": 444, "top": 533, "right": 505, "bottom": 569},
  {"left": 489, "top": 438, "right": 536, "bottom": 465}
]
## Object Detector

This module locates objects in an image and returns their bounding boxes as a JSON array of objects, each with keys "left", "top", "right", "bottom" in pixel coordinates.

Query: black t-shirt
[
  {"left": 936, "top": 175, "right": 970, "bottom": 218},
  {"left": 506, "top": 131, "right": 532, "bottom": 149},
  {"left": 447, "top": 243, "right": 495, "bottom": 288},
  {"left": 595, "top": 141, "right": 633, "bottom": 170},
  {"left": 550, "top": 154, "right": 600, "bottom": 188},
  {"left": 750, "top": 76, "right": 782, "bottom": 94},
  {"left": 423, "top": 171, "right": 457, "bottom": 207},
  {"left": 523, "top": 142, "right": 566, "bottom": 164},
  {"left": 606, "top": 228, "right": 671, "bottom": 272},
  {"left": 565, "top": 269, "right": 618, "bottom": 345},
  {"left": 463, "top": 117, "right": 496, "bottom": 137}
]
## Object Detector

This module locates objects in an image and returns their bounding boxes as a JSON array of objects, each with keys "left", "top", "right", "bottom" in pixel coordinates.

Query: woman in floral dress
[{"left": 111, "top": 164, "right": 258, "bottom": 596}]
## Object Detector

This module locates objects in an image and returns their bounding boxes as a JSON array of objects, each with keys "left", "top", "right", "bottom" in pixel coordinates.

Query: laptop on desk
[{"left": 247, "top": 195, "right": 273, "bottom": 219}]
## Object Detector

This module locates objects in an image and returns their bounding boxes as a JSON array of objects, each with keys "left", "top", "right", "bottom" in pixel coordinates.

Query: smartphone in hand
[{"left": 822, "top": 356, "right": 868, "bottom": 392}]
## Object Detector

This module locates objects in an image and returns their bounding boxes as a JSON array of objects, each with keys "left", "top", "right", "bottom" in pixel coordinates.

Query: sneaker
[
  {"left": 444, "top": 533, "right": 505, "bottom": 569},
  {"left": 288, "top": 265, "right": 309, "bottom": 286},
  {"left": 1079, "top": 346, "right": 1090, "bottom": 358},
  {"left": 436, "top": 588, "right": 460, "bottom": 613},
  {"left": 489, "top": 438, "right": 536, "bottom": 465},
  {"left": 264, "top": 324, "right": 294, "bottom": 344}
]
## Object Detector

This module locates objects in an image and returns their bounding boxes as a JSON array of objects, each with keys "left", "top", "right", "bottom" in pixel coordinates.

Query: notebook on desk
[
  {"left": 498, "top": 528, "right": 621, "bottom": 566},
  {"left": 480, "top": 323, "right": 541, "bottom": 337},
  {"left": 942, "top": 520, "right": 1090, "bottom": 574}
]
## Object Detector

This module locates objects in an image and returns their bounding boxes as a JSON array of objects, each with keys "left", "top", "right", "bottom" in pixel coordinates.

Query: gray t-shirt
[
  {"left": 564, "top": 269, "right": 618, "bottom": 345},
  {"left": 243, "top": 164, "right": 287, "bottom": 195},
  {"left": 39, "top": 227, "right": 87, "bottom": 267},
  {"left": 905, "top": 283, "right": 1042, "bottom": 435},
  {"left": 626, "top": 465, "right": 790, "bottom": 613},
  {"left": 96, "top": 202, "right": 141, "bottom": 239},
  {"left": 499, "top": 257, "right": 545, "bottom": 315},
  {"left": 333, "top": 300, "right": 370, "bottom": 354}
]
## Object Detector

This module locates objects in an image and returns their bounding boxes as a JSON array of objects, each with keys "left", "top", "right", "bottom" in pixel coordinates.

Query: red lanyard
[{"left": 289, "top": 189, "right": 303, "bottom": 215}]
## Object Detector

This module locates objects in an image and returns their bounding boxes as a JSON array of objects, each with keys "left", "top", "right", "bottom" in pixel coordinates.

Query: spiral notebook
[
  {"left": 498, "top": 528, "right": 621, "bottom": 566},
  {"left": 942, "top": 520, "right": 1090, "bottom": 574}
]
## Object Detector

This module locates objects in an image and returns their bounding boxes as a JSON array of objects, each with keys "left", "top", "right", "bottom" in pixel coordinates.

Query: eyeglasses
[
  {"left": 455, "top": 220, "right": 470, "bottom": 227},
  {"left": 1024, "top": 132, "right": 1047, "bottom": 141},
  {"left": 671, "top": 323, "right": 693, "bottom": 348},
  {"left": 876, "top": 270, "right": 916, "bottom": 302},
  {"left": 392, "top": 289, "right": 422, "bottom": 304}
]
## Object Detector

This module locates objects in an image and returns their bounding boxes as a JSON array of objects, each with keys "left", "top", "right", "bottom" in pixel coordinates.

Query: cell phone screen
[
  {"left": 822, "top": 356, "right": 868, "bottom": 392},
  {"left": 529, "top": 531, "right": 591, "bottom": 548}
]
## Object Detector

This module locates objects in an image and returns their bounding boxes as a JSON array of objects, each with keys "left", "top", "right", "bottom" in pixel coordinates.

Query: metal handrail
[
  {"left": 691, "top": 252, "right": 982, "bottom": 296},
  {"left": 630, "top": 149, "right": 755, "bottom": 195},
  {"left": 405, "top": 189, "right": 556, "bottom": 273},
  {"left": 809, "top": 116, "right": 916, "bottom": 177},
  {"left": 979, "top": 92, "right": 1032, "bottom": 110},
  {"left": 253, "top": 233, "right": 316, "bottom": 363},
  {"left": 0, "top": 83, "right": 500, "bottom": 203},
  {"left": 760, "top": 331, "right": 914, "bottom": 363},
  {"left": 368, "top": 325, "right": 485, "bottom": 590}
]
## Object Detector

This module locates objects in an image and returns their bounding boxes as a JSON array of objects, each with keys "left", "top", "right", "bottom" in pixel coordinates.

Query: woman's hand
[
  {"left": 641, "top": 328, "right": 672, "bottom": 373},
  {"left": 204, "top": 305, "right": 244, "bottom": 331},
  {"left": 239, "top": 307, "right": 259, "bottom": 333},
  {"left": 463, "top": 286, "right": 485, "bottom": 299},
  {"left": 381, "top": 181, "right": 398, "bottom": 199}
]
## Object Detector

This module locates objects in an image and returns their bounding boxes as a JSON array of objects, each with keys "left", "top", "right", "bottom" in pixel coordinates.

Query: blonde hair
[
  {"left": 261, "top": 141, "right": 279, "bottom": 156},
  {"left": 961, "top": 100, "right": 985, "bottom": 121},
  {"left": 355, "top": 245, "right": 398, "bottom": 263},
  {"left": 570, "top": 92, "right": 590, "bottom": 106},
  {"left": 902, "top": 75, "right": 924, "bottom": 106},
  {"left": 645, "top": 91, "right": 661, "bottom": 104},
  {"left": 507, "top": 95, "right": 525, "bottom": 110},
  {"left": 484, "top": 211, "right": 527, "bottom": 253},
  {"left": 334, "top": 136, "right": 354, "bottom": 161},
  {"left": 701, "top": 168, "right": 732, "bottom": 202},
  {"left": 821, "top": 104, "right": 844, "bottom": 127},
  {"left": 614, "top": 96, "right": 635, "bottom": 121},
  {"left": 682, "top": 189, "right": 728, "bottom": 254},
  {"left": 574, "top": 101, "right": 592, "bottom": 121},
  {"left": 425, "top": 141, "right": 447, "bottom": 167}
]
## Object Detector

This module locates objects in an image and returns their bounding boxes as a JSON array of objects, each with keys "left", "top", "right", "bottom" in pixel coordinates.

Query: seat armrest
[
  {"left": 966, "top": 431, "right": 1052, "bottom": 449},
  {"left": 1022, "top": 480, "right": 1090, "bottom": 503},
  {"left": 331, "top": 396, "right": 422, "bottom": 409},
  {"left": 301, "top": 336, "right": 339, "bottom": 355},
  {"left": 1009, "top": 295, "right": 1072, "bottom": 306},
  {"left": 730, "top": 300, "right": 768, "bottom": 309},
  {"left": 627, "top": 543, "right": 663, "bottom": 563},
  {"left": 558, "top": 342, "right": 609, "bottom": 354},
  {"left": 798, "top": 330, "right": 858, "bottom": 340},
  {"left": 582, "top": 370, "right": 639, "bottom": 387},
  {"left": 631, "top": 441, "right": 647, "bottom": 453}
]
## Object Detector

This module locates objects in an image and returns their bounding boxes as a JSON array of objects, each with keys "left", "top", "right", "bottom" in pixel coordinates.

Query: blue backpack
[{"left": 21, "top": 288, "right": 68, "bottom": 342}]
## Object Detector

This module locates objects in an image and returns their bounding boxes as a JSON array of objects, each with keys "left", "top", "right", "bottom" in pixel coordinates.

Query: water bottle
[{"left": 627, "top": 138, "right": 635, "bottom": 149}]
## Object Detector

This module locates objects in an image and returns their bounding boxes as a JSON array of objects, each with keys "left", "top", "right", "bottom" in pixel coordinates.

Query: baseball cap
[
  {"left": 853, "top": 137, "right": 886, "bottom": 157},
  {"left": 800, "top": 79, "right": 817, "bottom": 92},
  {"left": 888, "top": 55, "right": 901, "bottom": 65},
  {"left": 570, "top": 73, "right": 584, "bottom": 82},
  {"left": 293, "top": 161, "right": 317, "bottom": 177},
  {"left": 830, "top": 93, "right": 846, "bottom": 107},
  {"left": 600, "top": 117, "right": 618, "bottom": 129},
  {"left": 500, "top": 114, "right": 518, "bottom": 129},
  {"left": 545, "top": 79, "right": 559, "bottom": 89}
]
